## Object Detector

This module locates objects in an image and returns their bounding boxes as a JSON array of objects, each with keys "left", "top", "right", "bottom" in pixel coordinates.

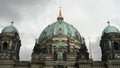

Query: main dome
[
  {"left": 38, "top": 10, "right": 82, "bottom": 43},
  {"left": 38, "top": 20, "right": 81, "bottom": 42}
]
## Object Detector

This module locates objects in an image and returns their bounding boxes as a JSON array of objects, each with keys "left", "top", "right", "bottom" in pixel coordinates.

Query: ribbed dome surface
[
  {"left": 38, "top": 20, "right": 81, "bottom": 43},
  {"left": 1, "top": 25, "right": 19, "bottom": 34},
  {"left": 102, "top": 25, "right": 119, "bottom": 35}
]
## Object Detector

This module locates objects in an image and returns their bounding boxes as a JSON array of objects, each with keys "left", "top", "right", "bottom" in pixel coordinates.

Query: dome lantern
[{"left": 57, "top": 7, "right": 64, "bottom": 21}]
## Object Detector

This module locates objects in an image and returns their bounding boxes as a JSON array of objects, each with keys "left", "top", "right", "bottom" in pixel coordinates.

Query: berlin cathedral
[{"left": 0, "top": 9, "right": 120, "bottom": 68}]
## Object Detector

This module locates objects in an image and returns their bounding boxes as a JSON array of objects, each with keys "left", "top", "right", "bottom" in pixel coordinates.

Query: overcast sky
[{"left": 0, "top": 0, "right": 120, "bottom": 61}]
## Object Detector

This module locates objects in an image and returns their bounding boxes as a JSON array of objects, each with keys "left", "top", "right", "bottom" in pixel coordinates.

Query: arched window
[
  {"left": 113, "top": 42, "right": 119, "bottom": 50},
  {"left": 3, "top": 42, "right": 8, "bottom": 50}
]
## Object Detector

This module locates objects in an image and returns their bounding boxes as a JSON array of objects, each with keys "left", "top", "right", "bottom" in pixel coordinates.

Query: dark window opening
[
  {"left": 113, "top": 42, "right": 119, "bottom": 50},
  {"left": 3, "top": 42, "right": 8, "bottom": 50}
]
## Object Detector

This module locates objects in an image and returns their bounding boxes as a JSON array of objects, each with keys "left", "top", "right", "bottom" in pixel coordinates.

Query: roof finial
[
  {"left": 11, "top": 21, "right": 14, "bottom": 26},
  {"left": 57, "top": 7, "right": 63, "bottom": 20},
  {"left": 107, "top": 21, "right": 110, "bottom": 26},
  {"left": 59, "top": 7, "right": 62, "bottom": 17}
]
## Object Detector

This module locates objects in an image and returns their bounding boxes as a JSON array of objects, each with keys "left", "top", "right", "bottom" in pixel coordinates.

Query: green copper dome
[
  {"left": 38, "top": 20, "right": 82, "bottom": 43},
  {"left": 102, "top": 25, "right": 120, "bottom": 35},
  {"left": 37, "top": 9, "right": 82, "bottom": 43},
  {"left": 1, "top": 25, "right": 19, "bottom": 34}
]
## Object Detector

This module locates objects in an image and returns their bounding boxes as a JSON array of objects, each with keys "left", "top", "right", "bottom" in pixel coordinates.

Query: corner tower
[
  {"left": 32, "top": 9, "right": 89, "bottom": 68},
  {"left": 100, "top": 21, "right": 120, "bottom": 61},
  {"left": 0, "top": 22, "right": 21, "bottom": 61}
]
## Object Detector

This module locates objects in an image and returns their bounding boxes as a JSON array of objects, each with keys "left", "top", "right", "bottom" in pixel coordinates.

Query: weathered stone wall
[{"left": 0, "top": 60, "right": 120, "bottom": 68}]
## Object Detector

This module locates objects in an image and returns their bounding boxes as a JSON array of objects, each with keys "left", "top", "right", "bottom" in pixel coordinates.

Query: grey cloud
[
  {"left": 20, "top": 46, "right": 33, "bottom": 61},
  {"left": 0, "top": 0, "right": 53, "bottom": 23},
  {"left": 91, "top": 36, "right": 102, "bottom": 61},
  {"left": 0, "top": 0, "right": 51, "bottom": 7}
]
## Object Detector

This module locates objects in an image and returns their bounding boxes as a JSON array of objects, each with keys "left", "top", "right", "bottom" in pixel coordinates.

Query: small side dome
[
  {"left": 102, "top": 21, "right": 119, "bottom": 35},
  {"left": 1, "top": 25, "right": 19, "bottom": 34}
]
